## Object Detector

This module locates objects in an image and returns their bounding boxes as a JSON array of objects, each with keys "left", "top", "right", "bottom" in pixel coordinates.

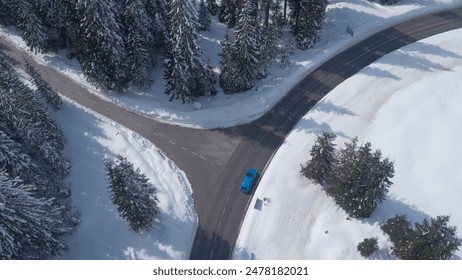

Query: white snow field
[{"left": 233, "top": 28, "right": 462, "bottom": 260}]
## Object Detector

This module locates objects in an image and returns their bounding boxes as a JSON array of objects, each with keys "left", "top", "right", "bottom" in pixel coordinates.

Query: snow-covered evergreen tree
[
  {"left": 219, "top": 0, "right": 237, "bottom": 27},
  {"left": 0, "top": 0, "right": 12, "bottom": 25},
  {"left": 0, "top": 171, "right": 73, "bottom": 259},
  {"left": 198, "top": 0, "right": 212, "bottom": 31},
  {"left": 220, "top": 0, "right": 262, "bottom": 93},
  {"left": 294, "top": 0, "right": 328, "bottom": 50},
  {"left": 357, "top": 237, "right": 378, "bottom": 257},
  {"left": 382, "top": 215, "right": 462, "bottom": 260},
  {"left": 122, "top": 0, "right": 153, "bottom": 88},
  {"left": 24, "top": 59, "right": 63, "bottom": 111},
  {"left": 104, "top": 155, "right": 160, "bottom": 232},
  {"left": 75, "top": 0, "right": 128, "bottom": 90},
  {"left": 219, "top": 29, "right": 237, "bottom": 93},
  {"left": 32, "top": 0, "right": 69, "bottom": 50},
  {"left": 164, "top": 0, "right": 216, "bottom": 103},
  {"left": 207, "top": 0, "right": 219, "bottom": 16},
  {"left": 301, "top": 131, "right": 336, "bottom": 186},
  {"left": 327, "top": 138, "right": 394, "bottom": 218},
  {"left": 8, "top": 0, "right": 50, "bottom": 52},
  {"left": 0, "top": 58, "right": 70, "bottom": 190},
  {"left": 0, "top": 130, "right": 34, "bottom": 179},
  {"left": 261, "top": 9, "right": 283, "bottom": 64}
]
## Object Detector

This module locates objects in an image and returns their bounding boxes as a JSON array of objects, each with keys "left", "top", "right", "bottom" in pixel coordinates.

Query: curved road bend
[{"left": 1, "top": 8, "right": 461, "bottom": 260}]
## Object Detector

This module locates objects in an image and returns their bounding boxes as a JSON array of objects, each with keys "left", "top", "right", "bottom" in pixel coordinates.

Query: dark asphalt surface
[{"left": 1, "top": 7, "right": 461, "bottom": 260}]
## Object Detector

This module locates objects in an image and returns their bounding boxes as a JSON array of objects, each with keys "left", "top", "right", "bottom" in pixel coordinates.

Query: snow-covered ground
[
  {"left": 1, "top": 0, "right": 460, "bottom": 128},
  {"left": 233, "top": 28, "right": 462, "bottom": 260},
  {"left": 54, "top": 99, "right": 197, "bottom": 259}
]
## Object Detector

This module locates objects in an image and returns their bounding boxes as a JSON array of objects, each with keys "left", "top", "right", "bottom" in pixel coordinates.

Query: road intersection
[{"left": 1, "top": 7, "right": 461, "bottom": 259}]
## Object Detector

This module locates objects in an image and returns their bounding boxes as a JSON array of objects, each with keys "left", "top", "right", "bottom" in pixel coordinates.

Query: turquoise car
[{"left": 240, "top": 168, "right": 257, "bottom": 193}]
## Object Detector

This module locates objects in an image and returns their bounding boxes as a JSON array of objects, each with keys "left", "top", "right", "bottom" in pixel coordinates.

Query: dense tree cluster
[
  {"left": 104, "top": 155, "right": 160, "bottom": 232},
  {"left": 0, "top": 56, "right": 76, "bottom": 259},
  {"left": 0, "top": 0, "right": 329, "bottom": 99},
  {"left": 382, "top": 215, "right": 461, "bottom": 260},
  {"left": 301, "top": 133, "right": 394, "bottom": 218}
]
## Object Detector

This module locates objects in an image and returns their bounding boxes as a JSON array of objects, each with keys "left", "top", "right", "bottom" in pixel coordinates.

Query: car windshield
[{"left": 246, "top": 172, "right": 254, "bottom": 177}]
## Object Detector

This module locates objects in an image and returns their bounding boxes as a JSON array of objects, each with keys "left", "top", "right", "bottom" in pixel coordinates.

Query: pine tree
[
  {"left": 122, "top": 0, "right": 153, "bottom": 88},
  {"left": 164, "top": 0, "right": 216, "bottom": 103},
  {"left": 382, "top": 215, "right": 462, "bottom": 260},
  {"left": 198, "top": 0, "right": 212, "bottom": 31},
  {"left": 328, "top": 138, "right": 394, "bottom": 218},
  {"left": 104, "top": 155, "right": 160, "bottom": 232},
  {"left": 0, "top": 130, "right": 34, "bottom": 179},
  {"left": 381, "top": 215, "right": 414, "bottom": 259},
  {"left": 0, "top": 171, "right": 73, "bottom": 259},
  {"left": 287, "top": 0, "right": 302, "bottom": 34},
  {"left": 0, "top": 58, "right": 70, "bottom": 190},
  {"left": 219, "top": 0, "right": 237, "bottom": 27},
  {"left": 301, "top": 131, "right": 336, "bottom": 186},
  {"left": 411, "top": 216, "right": 462, "bottom": 260},
  {"left": 75, "top": 0, "right": 128, "bottom": 90},
  {"left": 24, "top": 60, "right": 62, "bottom": 111},
  {"left": 219, "top": 29, "right": 238, "bottom": 93},
  {"left": 8, "top": 0, "right": 50, "bottom": 52},
  {"left": 221, "top": 0, "right": 261, "bottom": 93},
  {"left": 32, "top": 0, "right": 69, "bottom": 50},
  {"left": 207, "top": 0, "right": 219, "bottom": 16},
  {"left": 0, "top": 0, "right": 12, "bottom": 26},
  {"left": 357, "top": 237, "right": 378, "bottom": 257},
  {"left": 294, "top": 0, "right": 328, "bottom": 50}
]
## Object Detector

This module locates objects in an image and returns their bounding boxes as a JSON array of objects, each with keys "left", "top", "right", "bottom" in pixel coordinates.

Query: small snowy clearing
[{"left": 233, "top": 28, "right": 462, "bottom": 259}]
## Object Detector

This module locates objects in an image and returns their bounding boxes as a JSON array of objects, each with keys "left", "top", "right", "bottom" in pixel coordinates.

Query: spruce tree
[
  {"left": 75, "top": 0, "right": 128, "bottom": 90},
  {"left": 0, "top": 58, "right": 70, "bottom": 193},
  {"left": 411, "top": 216, "right": 461, "bottom": 260},
  {"left": 301, "top": 131, "right": 336, "bottom": 186},
  {"left": 219, "top": 29, "right": 238, "bottom": 93},
  {"left": 122, "top": 0, "right": 153, "bottom": 88},
  {"left": 207, "top": 0, "right": 219, "bottom": 16},
  {"left": 223, "top": 0, "right": 261, "bottom": 93},
  {"left": 0, "top": 171, "right": 73, "bottom": 259},
  {"left": 8, "top": 0, "right": 50, "bottom": 52},
  {"left": 219, "top": 0, "right": 237, "bottom": 27},
  {"left": 104, "top": 155, "right": 160, "bottom": 232},
  {"left": 328, "top": 138, "right": 394, "bottom": 218},
  {"left": 357, "top": 237, "right": 378, "bottom": 257},
  {"left": 382, "top": 215, "right": 462, "bottom": 260},
  {"left": 294, "top": 0, "right": 328, "bottom": 50},
  {"left": 164, "top": 0, "right": 216, "bottom": 103},
  {"left": 0, "top": 130, "right": 34, "bottom": 179},
  {"left": 198, "top": 0, "right": 212, "bottom": 31}
]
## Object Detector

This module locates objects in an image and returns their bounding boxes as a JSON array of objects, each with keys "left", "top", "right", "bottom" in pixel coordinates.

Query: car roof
[{"left": 246, "top": 168, "right": 257, "bottom": 175}]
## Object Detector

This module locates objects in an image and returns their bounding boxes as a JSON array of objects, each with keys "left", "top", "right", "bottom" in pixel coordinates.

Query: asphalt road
[{"left": 1, "top": 7, "right": 462, "bottom": 260}]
